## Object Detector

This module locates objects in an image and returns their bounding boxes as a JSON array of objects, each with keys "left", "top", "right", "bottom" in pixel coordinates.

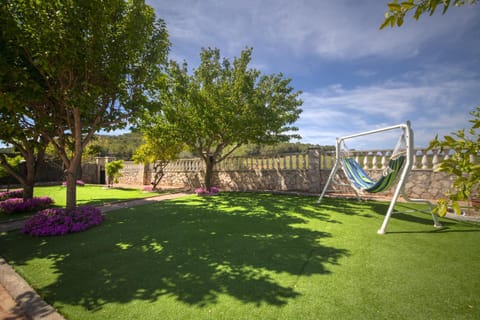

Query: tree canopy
[
  {"left": 0, "top": 112, "right": 48, "bottom": 199},
  {"left": 142, "top": 47, "right": 303, "bottom": 190},
  {"left": 380, "top": 0, "right": 478, "bottom": 29},
  {"left": 0, "top": 0, "right": 169, "bottom": 209}
]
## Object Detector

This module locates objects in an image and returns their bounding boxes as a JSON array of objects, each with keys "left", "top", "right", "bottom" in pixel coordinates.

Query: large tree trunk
[
  {"left": 204, "top": 155, "right": 215, "bottom": 191},
  {"left": 23, "top": 154, "right": 36, "bottom": 200},
  {"left": 151, "top": 161, "right": 167, "bottom": 189},
  {"left": 65, "top": 109, "right": 84, "bottom": 210},
  {"left": 65, "top": 154, "right": 81, "bottom": 210},
  {"left": 0, "top": 150, "right": 37, "bottom": 200}
]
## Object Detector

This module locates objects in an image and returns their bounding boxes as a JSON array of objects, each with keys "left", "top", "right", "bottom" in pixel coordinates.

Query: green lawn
[
  {"left": 0, "top": 185, "right": 173, "bottom": 222},
  {"left": 0, "top": 193, "right": 479, "bottom": 319}
]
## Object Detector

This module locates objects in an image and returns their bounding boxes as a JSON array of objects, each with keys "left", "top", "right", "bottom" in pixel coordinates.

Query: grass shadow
[
  {"left": 0, "top": 193, "right": 349, "bottom": 312},
  {"left": 318, "top": 196, "right": 470, "bottom": 232}
]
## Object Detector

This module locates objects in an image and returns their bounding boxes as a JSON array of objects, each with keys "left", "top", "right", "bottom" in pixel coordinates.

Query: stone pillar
[
  {"left": 308, "top": 147, "right": 321, "bottom": 193},
  {"left": 95, "top": 156, "right": 116, "bottom": 185},
  {"left": 143, "top": 163, "right": 152, "bottom": 185}
]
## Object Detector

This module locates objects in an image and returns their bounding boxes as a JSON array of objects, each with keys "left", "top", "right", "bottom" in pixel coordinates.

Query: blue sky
[{"left": 147, "top": 0, "right": 480, "bottom": 149}]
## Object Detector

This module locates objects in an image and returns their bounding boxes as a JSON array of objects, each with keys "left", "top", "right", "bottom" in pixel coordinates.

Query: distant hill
[
  {"left": 86, "top": 132, "right": 143, "bottom": 160},
  {"left": 86, "top": 132, "right": 333, "bottom": 160},
  {"left": 3, "top": 132, "right": 333, "bottom": 162}
]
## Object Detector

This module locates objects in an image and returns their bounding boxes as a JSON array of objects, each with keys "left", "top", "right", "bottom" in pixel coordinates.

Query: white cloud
[
  {"left": 149, "top": 0, "right": 479, "bottom": 61},
  {"left": 298, "top": 65, "right": 480, "bottom": 148},
  {"left": 146, "top": 0, "right": 480, "bottom": 150}
]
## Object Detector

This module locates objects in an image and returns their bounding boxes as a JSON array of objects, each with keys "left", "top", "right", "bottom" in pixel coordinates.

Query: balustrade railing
[
  {"left": 217, "top": 153, "right": 308, "bottom": 171},
  {"left": 164, "top": 152, "right": 309, "bottom": 172},
  {"left": 161, "top": 148, "right": 474, "bottom": 173},
  {"left": 165, "top": 158, "right": 203, "bottom": 172},
  {"left": 328, "top": 148, "right": 463, "bottom": 170}
]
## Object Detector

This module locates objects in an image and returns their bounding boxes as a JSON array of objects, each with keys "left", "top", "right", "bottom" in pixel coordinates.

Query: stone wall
[
  {"left": 319, "top": 169, "right": 452, "bottom": 200},
  {"left": 116, "top": 162, "right": 150, "bottom": 186},
  {"left": 81, "top": 163, "right": 98, "bottom": 184},
  {"left": 88, "top": 148, "right": 460, "bottom": 200}
]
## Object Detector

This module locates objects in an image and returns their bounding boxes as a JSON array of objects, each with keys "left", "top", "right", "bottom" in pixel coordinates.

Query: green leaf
[
  {"left": 452, "top": 201, "right": 462, "bottom": 215},
  {"left": 400, "top": 1, "right": 415, "bottom": 10},
  {"left": 380, "top": 16, "right": 394, "bottom": 29},
  {"left": 396, "top": 16, "right": 404, "bottom": 26},
  {"left": 388, "top": 3, "right": 402, "bottom": 11}
]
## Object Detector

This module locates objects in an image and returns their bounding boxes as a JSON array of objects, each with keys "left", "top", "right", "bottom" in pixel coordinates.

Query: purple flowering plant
[
  {"left": 22, "top": 206, "right": 104, "bottom": 236},
  {"left": 0, "top": 190, "right": 24, "bottom": 201},
  {"left": 0, "top": 197, "right": 54, "bottom": 214},
  {"left": 195, "top": 186, "right": 220, "bottom": 196}
]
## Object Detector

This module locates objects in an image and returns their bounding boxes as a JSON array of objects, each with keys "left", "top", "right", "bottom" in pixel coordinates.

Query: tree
[
  {"left": 428, "top": 106, "right": 480, "bottom": 216},
  {"left": 133, "top": 124, "right": 184, "bottom": 189},
  {"left": 146, "top": 47, "right": 303, "bottom": 190},
  {"left": 106, "top": 160, "right": 124, "bottom": 188},
  {"left": 0, "top": 153, "right": 23, "bottom": 189},
  {"left": 0, "top": 4, "right": 51, "bottom": 200},
  {"left": 0, "top": 117, "right": 48, "bottom": 200},
  {"left": 0, "top": 0, "right": 169, "bottom": 209},
  {"left": 380, "top": 0, "right": 478, "bottom": 29}
]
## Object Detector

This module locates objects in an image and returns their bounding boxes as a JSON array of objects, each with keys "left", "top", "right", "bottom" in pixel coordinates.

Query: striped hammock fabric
[{"left": 341, "top": 156, "right": 406, "bottom": 193}]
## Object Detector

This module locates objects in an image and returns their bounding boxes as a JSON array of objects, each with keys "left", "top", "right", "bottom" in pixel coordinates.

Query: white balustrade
[{"left": 161, "top": 148, "right": 457, "bottom": 173}]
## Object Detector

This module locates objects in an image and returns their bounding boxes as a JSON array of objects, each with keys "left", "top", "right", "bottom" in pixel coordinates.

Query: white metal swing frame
[{"left": 318, "top": 121, "right": 442, "bottom": 234}]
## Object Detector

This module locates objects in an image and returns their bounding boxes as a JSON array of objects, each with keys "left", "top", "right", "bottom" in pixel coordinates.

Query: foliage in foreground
[
  {"left": 428, "top": 106, "right": 480, "bottom": 216},
  {"left": 380, "top": 0, "right": 478, "bottom": 29},
  {"left": 1, "top": 0, "right": 169, "bottom": 209}
]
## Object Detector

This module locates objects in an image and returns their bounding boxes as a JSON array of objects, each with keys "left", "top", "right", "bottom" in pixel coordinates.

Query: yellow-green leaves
[
  {"left": 380, "top": 0, "right": 478, "bottom": 29},
  {"left": 428, "top": 106, "right": 480, "bottom": 216}
]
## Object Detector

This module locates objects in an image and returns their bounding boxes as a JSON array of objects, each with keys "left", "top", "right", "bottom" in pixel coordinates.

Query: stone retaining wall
[{"left": 87, "top": 148, "right": 459, "bottom": 200}]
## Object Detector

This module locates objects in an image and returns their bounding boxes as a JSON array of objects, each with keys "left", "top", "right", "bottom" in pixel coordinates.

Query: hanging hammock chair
[
  {"left": 317, "top": 121, "right": 442, "bottom": 234},
  {"left": 339, "top": 131, "right": 407, "bottom": 193},
  {"left": 341, "top": 155, "right": 405, "bottom": 193}
]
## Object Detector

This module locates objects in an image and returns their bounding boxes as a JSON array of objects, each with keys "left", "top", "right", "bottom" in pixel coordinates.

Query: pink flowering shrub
[
  {"left": 61, "top": 180, "right": 85, "bottom": 187},
  {"left": 22, "top": 206, "right": 104, "bottom": 236},
  {"left": 0, "top": 197, "right": 54, "bottom": 214},
  {"left": 142, "top": 186, "right": 158, "bottom": 192},
  {"left": 195, "top": 186, "right": 220, "bottom": 196},
  {"left": 0, "top": 190, "right": 24, "bottom": 201}
]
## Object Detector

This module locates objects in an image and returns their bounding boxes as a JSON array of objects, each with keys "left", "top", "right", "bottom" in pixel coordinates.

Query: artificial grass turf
[
  {"left": 0, "top": 185, "right": 172, "bottom": 222},
  {"left": 0, "top": 193, "right": 479, "bottom": 319},
  {"left": 33, "top": 185, "right": 171, "bottom": 207}
]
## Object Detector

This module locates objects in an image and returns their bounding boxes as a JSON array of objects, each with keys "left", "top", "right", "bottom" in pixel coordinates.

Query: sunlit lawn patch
[{"left": 0, "top": 185, "right": 173, "bottom": 222}]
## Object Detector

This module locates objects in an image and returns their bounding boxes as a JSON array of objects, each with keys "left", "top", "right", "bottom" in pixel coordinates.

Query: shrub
[
  {"left": 22, "top": 206, "right": 104, "bottom": 236},
  {"left": 195, "top": 186, "right": 220, "bottom": 196},
  {"left": 0, "top": 190, "right": 24, "bottom": 201},
  {"left": 142, "top": 186, "right": 155, "bottom": 192},
  {"left": 62, "top": 180, "right": 86, "bottom": 187},
  {"left": 106, "top": 160, "right": 124, "bottom": 186},
  {"left": 0, "top": 197, "right": 54, "bottom": 214}
]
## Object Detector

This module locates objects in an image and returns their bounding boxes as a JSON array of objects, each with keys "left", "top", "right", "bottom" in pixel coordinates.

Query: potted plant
[{"left": 428, "top": 106, "right": 480, "bottom": 216}]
